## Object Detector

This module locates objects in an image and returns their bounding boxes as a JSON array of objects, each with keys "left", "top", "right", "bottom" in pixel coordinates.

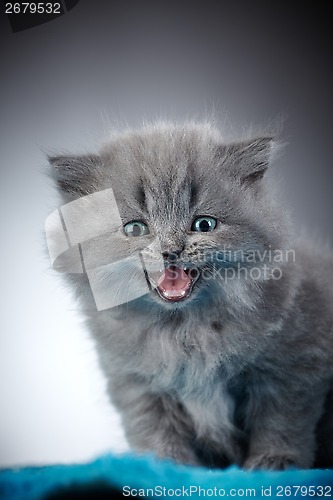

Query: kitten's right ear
[
  {"left": 48, "top": 154, "right": 101, "bottom": 199},
  {"left": 217, "top": 136, "right": 275, "bottom": 185}
]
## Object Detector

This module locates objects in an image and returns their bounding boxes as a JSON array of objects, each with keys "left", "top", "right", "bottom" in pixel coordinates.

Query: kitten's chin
[{"left": 148, "top": 265, "right": 199, "bottom": 304}]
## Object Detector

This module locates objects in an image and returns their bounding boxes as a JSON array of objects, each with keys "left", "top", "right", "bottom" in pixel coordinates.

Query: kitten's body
[{"left": 49, "top": 122, "right": 333, "bottom": 469}]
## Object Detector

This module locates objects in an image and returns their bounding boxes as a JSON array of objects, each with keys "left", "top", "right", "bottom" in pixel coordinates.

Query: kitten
[{"left": 48, "top": 121, "right": 333, "bottom": 470}]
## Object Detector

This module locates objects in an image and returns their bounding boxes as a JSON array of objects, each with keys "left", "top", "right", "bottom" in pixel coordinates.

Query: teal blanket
[{"left": 1, "top": 453, "right": 332, "bottom": 499}]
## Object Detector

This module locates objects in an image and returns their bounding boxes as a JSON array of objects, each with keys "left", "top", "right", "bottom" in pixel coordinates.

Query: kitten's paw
[
  {"left": 157, "top": 446, "right": 200, "bottom": 467},
  {"left": 171, "top": 450, "right": 202, "bottom": 467},
  {"left": 244, "top": 454, "right": 298, "bottom": 471}
]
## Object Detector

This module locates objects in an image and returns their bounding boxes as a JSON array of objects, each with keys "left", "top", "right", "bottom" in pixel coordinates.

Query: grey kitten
[{"left": 48, "top": 121, "right": 333, "bottom": 470}]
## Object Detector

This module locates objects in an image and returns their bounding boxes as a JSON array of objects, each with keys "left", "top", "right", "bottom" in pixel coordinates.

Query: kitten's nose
[{"left": 162, "top": 248, "right": 184, "bottom": 261}]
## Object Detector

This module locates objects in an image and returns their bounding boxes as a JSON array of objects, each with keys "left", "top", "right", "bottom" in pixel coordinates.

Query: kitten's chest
[
  {"left": 102, "top": 309, "right": 250, "bottom": 394},
  {"left": 139, "top": 321, "right": 226, "bottom": 395},
  {"left": 180, "top": 376, "right": 247, "bottom": 464}
]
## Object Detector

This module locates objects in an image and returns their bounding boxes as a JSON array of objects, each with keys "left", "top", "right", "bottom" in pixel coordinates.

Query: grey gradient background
[{"left": 0, "top": 1, "right": 332, "bottom": 466}]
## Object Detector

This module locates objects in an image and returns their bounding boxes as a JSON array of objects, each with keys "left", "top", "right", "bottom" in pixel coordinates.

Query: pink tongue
[{"left": 157, "top": 266, "right": 192, "bottom": 299}]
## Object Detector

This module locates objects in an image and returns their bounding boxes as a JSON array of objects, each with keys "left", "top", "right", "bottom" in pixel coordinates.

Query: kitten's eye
[
  {"left": 123, "top": 221, "right": 150, "bottom": 237},
  {"left": 191, "top": 216, "right": 217, "bottom": 232}
]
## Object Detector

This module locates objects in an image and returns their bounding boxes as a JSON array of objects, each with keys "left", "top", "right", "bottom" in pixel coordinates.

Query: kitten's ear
[
  {"left": 48, "top": 154, "right": 101, "bottom": 198},
  {"left": 221, "top": 136, "right": 275, "bottom": 184}
]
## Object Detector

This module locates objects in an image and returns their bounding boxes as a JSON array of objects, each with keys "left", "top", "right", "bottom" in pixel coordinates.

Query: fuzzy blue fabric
[{"left": 0, "top": 453, "right": 332, "bottom": 499}]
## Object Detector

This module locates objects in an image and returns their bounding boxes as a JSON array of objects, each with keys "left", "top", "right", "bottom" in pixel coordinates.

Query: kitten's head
[{"left": 48, "top": 122, "right": 289, "bottom": 313}]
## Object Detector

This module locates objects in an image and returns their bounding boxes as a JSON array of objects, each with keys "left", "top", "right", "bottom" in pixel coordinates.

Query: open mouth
[{"left": 148, "top": 265, "right": 199, "bottom": 302}]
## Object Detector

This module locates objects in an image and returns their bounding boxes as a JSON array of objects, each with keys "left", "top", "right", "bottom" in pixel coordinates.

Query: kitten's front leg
[
  {"left": 110, "top": 376, "right": 199, "bottom": 465},
  {"left": 244, "top": 379, "right": 327, "bottom": 470}
]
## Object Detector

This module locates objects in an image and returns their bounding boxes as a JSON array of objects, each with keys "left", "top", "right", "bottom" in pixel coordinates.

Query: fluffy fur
[{"left": 49, "top": 121, "right": 333, "bottom": 470}]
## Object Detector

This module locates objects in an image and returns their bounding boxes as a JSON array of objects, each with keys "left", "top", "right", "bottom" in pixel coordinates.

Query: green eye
[
  {"left": 191, "top": 216, "right": 217, "bottom": 232},
  {"left": 123, "top": 221, "right": 150, "bottom": 237}
]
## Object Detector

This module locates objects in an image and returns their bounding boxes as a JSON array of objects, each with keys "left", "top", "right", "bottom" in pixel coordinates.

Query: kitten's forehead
[
  {"left": 143, "top": 175, "right": 192, "bottom": 217},
  {"left": 105, "top": 123, "right": 216, "bottom": 175},
  {"left": 104, "top": 125, "right": 217, "bottom": 218}
]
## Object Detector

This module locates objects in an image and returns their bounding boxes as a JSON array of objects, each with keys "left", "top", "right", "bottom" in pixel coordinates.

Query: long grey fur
[{"left": 49, "top": 121, "right": 333, "bottom": 470}]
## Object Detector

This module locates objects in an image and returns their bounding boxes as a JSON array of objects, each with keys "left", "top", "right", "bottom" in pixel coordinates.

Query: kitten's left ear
[
  {"left": 48, "top": 153, "right": 101, "bottom": 200},
  {"left": 221, "top": 136, "right": 275, "bottom": 184}
]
